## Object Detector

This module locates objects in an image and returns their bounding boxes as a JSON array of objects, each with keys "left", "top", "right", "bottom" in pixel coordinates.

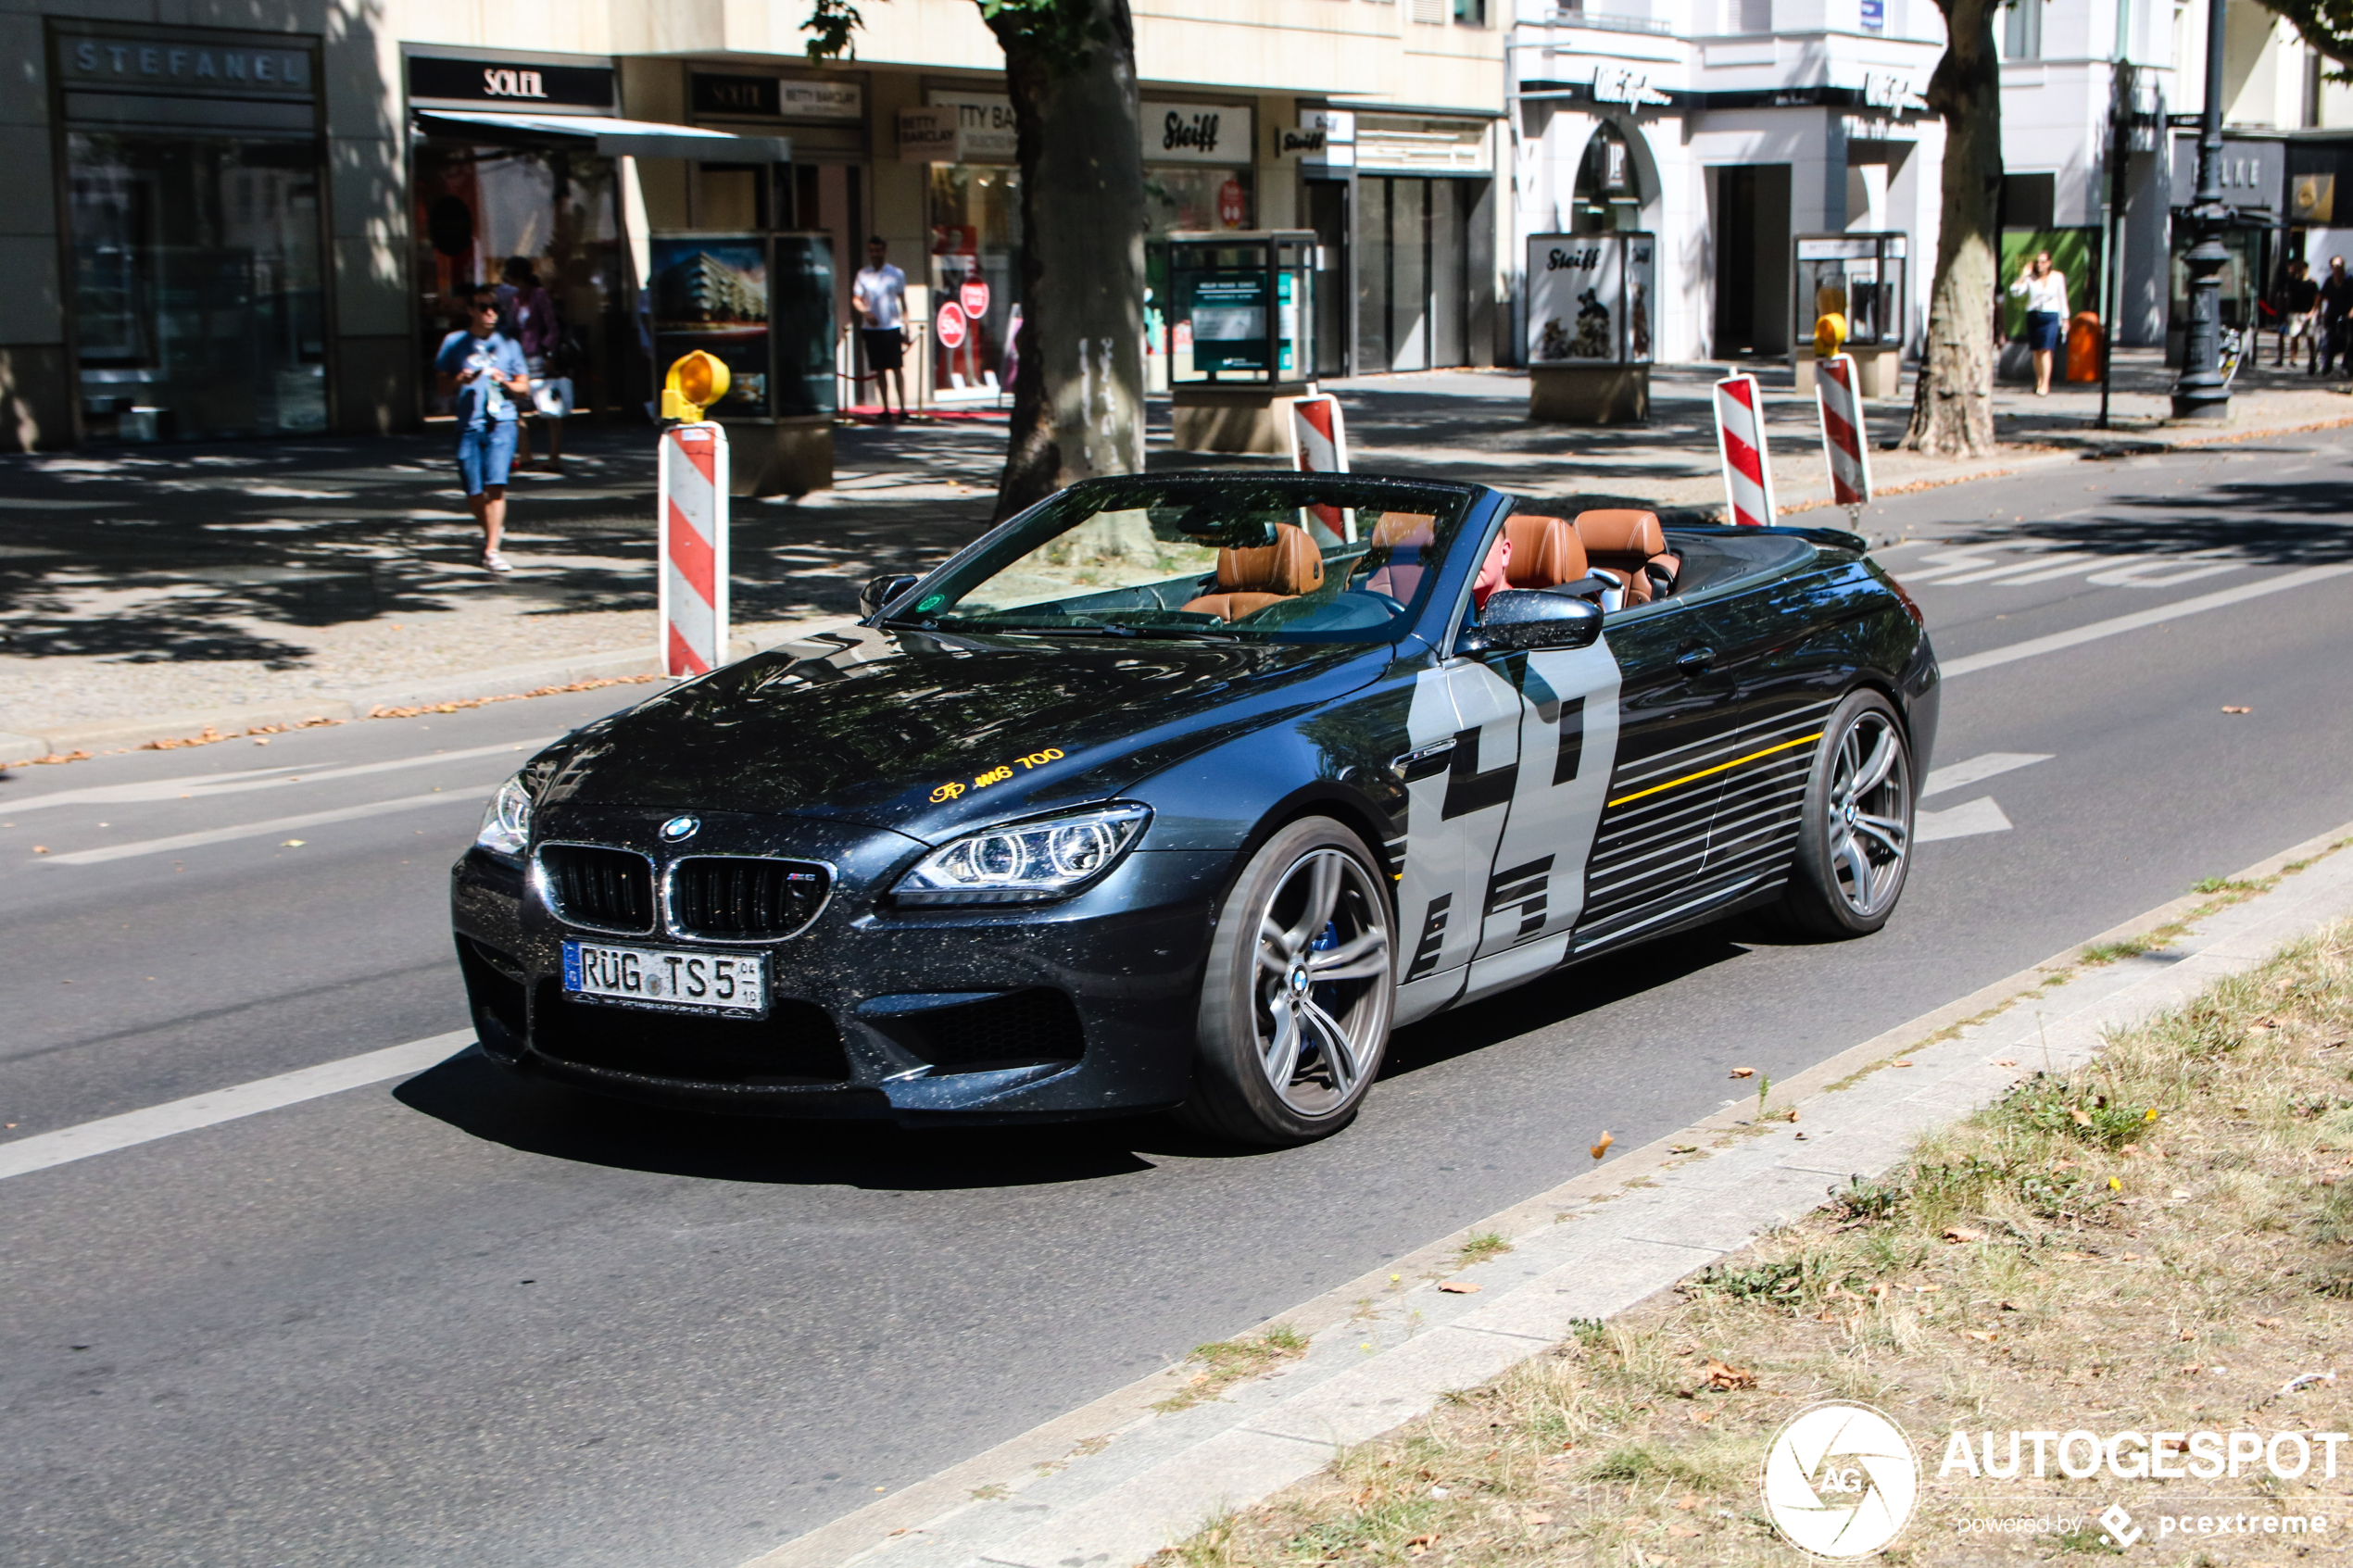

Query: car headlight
[
  {"left": 475, "top": 773, "right": 535, "bottom": 858},
  {"left": 893, "top": 802, "right": 1151, "bottom": 905}
]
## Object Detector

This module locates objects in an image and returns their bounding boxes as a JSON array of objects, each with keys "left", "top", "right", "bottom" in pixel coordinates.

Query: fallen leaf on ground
[
  {"left": 1994, "top": 1057, "right": 2020, "bottom": 1067},
  {"left": 1523, "top": 1512, "right": 1554, "bottom": 1526},
  {"left": 1910, "top": 1282, "right": 1943, "bottom": 1293},
  {"left": 1591, "top": 1131, "right": 1615, "bottom": 1160},
  {"left": 2120, "top": 1252, "right": 2142, "bottom": 1261},
  {"left": 1944, "top": 1227, "right": 1984, "bottom": 1243},
  {"left": 2070, "top": 1108, "right": 2095, "bottom": 1126},
  {"left": 2255, "top": 1316, "right": 2284, "bottom": 1328},
  {"left": 1999, "top": 1299, "right": 2022, "bottom": 1311},
  {"left": 1669, "top": 1143, "right": 1698, "bottom": 1154},
  {"left": 1891, "top": 1059, "right": 1914, "bottom": 1068},
  {"left": 31, "top": 847, "right": 48, "bottom": 854},
  {"left": 2053, "top": 1250, "right": 2095, "bottom": 1261},
  {"left": 1705, "top": 1359, "right": 1756, "bottom": 1390},
  {"left": 1964, "top": 1329, "right": 1998, "bottom": 1343},
  {"left": 1437, "top": 1281, "right": 1483, "bottom": 1295},
  {"left": 1730, "top": 1067, "right": 1755, "bottom": 1078},
  {"left": 2221, "top": 706, "right": 2251, "bottom": 714},
  {"left": 1675, "top": 1496, "right": 1701, "bottom": 1512},
  {"left": 281, "top": 839, "right": 306, "bottom": 847},
  {"left": 1667, "top": 1524, "right": 1702, "bottom": 1537}
]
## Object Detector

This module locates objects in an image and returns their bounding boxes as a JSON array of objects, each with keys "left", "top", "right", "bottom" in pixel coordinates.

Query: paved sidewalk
[
  {"left": 2, "top": 350, "right": 2344, "bottom": 756},
  {"left": 740, "top": 821, "right": 2353, "bottom": 1568}
]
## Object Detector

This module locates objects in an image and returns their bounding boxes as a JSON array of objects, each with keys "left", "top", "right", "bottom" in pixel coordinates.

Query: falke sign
[
  {"left": 406, "top": 54, "right": 616, "bottom": 112},
  {"left": 1144, "top": 101, "right": 1253, "bottom": 165}
]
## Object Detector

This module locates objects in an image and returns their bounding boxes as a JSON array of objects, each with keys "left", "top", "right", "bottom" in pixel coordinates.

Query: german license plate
[{"left": 561, "top": 940, "right": 767, "bottom": 1018}]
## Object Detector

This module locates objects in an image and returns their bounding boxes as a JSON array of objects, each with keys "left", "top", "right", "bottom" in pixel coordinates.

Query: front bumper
[{"left": 450, "top": 806, "right": 1228, "bottom": 1123}]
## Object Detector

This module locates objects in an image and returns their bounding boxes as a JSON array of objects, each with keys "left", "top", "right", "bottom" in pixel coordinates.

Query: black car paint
[{"left": 450, "top": 478, "right": 1936, "bottom": 1123}]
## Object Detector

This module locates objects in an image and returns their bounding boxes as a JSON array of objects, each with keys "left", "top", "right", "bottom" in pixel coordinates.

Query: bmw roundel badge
[{"left": 660, "top": 814, "right": 700, "bottom": 843}]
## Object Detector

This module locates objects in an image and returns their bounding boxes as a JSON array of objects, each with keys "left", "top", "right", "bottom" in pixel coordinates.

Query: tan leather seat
[
  {"left": 1502, "top": 514, "right": 1588, "bottom": 590},
  {"left": 1182, "top": 522, "right": 1325, "bottom": 621},
  {"left": 1573, "top": 508, "right": 1675, "bottom": 605},
  {"left": 1360, "top": 512, "right": 1436, "bottom": 604}
]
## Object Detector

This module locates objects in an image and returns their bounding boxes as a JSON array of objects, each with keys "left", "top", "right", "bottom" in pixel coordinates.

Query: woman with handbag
[
  {"left": 503, "top": 257, "right": 569, "bottom": 470},
  {"left": 2008, "top": 251, "right": 2070, "bottom": 397}
]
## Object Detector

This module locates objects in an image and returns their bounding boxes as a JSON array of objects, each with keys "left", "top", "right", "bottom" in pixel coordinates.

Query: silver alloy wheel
[
  {"left": 1252, "top": 847, "right": 1393, "bottom": 1117},
  {"left": 1827, "top": 709, "right": 1912, "bottom": 919}
]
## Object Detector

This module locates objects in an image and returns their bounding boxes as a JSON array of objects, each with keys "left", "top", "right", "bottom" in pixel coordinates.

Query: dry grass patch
[
  {"left": 1161, "top": 922, "right": 2353, "bottom": 1566},
  {"left": 1154, "top": 1325, "right": 1310, "bottom": 1413}
]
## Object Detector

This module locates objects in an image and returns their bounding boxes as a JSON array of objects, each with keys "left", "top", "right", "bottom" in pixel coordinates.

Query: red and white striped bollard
[
  {"left": 1712, "top": 373, "right": 1776, "bottom": 529},
  {"left": 658, "top": 423, "right": 731, "bottom": 677}
]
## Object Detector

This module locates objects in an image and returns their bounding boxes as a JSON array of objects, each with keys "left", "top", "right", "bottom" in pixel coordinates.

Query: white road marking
[
  {"left": 1915, "top": 797, "right": 2014, "bottom": 843},
  {"left": 1922, "top": 752, "right": 2051, "bottom": 797},
  {"left": 0, "top": 1031, "right": 474, "bottom": 1183},
  {"left": 36, "top": 785, "right": 502, "bottom": 864},
  {"left": 1, "top": 736, "right": 557, "bottom": 814},
  {"left": 1940, "top": 564, "right": 2353, "bottom": 679}
]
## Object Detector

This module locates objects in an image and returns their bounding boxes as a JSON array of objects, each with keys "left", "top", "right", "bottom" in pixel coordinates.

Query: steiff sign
[{"left": 1146, "top": 102, "right": 1254, "bottom": 165}]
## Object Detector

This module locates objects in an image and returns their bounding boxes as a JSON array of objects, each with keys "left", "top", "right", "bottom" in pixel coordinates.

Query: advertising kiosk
[
  {"left": 1790, "top": 232, "right": 1907, "bottom": 399},
  {"left": 1163, "top": 230, "right": 1316, "bottom": 454},
  {"left": 647, "top": 231, "right": 837, "bottom": 494},
  {"left": 1524, "top": 231, "right": 1654, "bottom": 424}
]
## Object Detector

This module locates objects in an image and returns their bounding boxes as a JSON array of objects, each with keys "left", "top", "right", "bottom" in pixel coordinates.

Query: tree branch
[{"left": 2255, "top": 0, "right": 2353, "bottom": 75}]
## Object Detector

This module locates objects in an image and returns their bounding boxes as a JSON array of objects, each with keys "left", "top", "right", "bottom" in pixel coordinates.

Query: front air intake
[
  {"left": 668, "top": 857, "right": 832, "bottom": 939},
  {"left": 537, "top": 844, "right": 656, "bottom": 933}
]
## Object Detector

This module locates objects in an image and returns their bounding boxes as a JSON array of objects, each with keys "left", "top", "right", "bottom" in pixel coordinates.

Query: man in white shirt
[
  {"left": 2008, "top": 251, "right": 2070, "bottom": 397},
  {"left": 853, "top": 236, "right": 910, "bottom": 420}
]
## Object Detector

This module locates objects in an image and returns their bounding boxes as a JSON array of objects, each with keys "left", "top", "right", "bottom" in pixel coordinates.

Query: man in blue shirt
[{"left": 434, "top": 288, "right": 533, "bottom": 572}]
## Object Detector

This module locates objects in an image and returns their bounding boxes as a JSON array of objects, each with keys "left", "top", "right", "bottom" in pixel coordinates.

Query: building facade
[{"left": 2, "top": 0, "right": 1507, "bottom": 451}]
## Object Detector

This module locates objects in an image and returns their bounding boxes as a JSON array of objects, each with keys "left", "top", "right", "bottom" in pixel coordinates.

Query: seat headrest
[
  {"left": 1503, "top": 514, "right": 1588, "bottom": 590},
  {"left": 1216, "top": 522, "right": 1324, "bottom": 596},
  {"left": 1367, "top": 511, "right": 1437, "bottom": 551},
  {"left": 1574, "top": 508, "right": 1666, "bottom": 557}
]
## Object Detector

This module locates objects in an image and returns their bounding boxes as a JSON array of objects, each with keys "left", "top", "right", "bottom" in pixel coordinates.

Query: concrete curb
[
  {"left": 1, "top": 616, "right": 860, "bottom": 763},
  {"left": 736, "top": 819, "right": 2353, "bottom": 1568}
]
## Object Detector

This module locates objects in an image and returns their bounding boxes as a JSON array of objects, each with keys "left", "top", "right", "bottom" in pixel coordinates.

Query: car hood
[{"left": 535, "top": 626, "right": 1391, "bottom": 842}]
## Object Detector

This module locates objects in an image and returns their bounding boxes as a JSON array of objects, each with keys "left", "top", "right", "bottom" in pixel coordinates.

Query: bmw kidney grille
[{"left": 668, "top": 856, "right": 832, "bottom": 939}]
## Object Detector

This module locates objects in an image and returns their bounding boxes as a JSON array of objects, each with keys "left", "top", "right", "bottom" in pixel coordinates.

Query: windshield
[{"left": 894, "top": 477, "right": 1479, "bottom": 643}]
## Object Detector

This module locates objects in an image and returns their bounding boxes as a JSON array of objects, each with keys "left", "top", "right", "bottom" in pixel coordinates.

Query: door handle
[{"left": 1676, "top": 645, "right": 1717, "bottom": 672}]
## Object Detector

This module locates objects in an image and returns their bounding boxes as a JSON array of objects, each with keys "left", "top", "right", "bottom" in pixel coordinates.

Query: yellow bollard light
[
  {"left": 661, "top": 351, "right": 732, "bottom": 422},
  {"left": 1812, "top": 311, "right": 1848, "bottom": 360}
]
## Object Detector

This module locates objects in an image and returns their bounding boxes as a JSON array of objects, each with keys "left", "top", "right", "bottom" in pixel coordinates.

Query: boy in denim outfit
[{"left": 434, "top": 288, "right": 532, "bottom": 572}]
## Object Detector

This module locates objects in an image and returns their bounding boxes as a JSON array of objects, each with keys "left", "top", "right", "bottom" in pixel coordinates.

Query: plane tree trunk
[
  {"left": 1902, "top": 0, "right": 2004, "bottom": 457},
  {"left": 983, "top": 0, "right": 1148, "bottom": 520}
]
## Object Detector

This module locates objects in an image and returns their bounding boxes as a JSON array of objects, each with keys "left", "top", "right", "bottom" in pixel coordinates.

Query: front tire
[
  {"left": 1176, "top": 818, "right": 1395, "bottom": 1147},
  {"left": 1780, "top": 688, "right": 1914, "bottom": 937}
]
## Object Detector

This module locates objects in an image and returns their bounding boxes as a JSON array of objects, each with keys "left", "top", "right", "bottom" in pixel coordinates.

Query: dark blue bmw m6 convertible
[{"left": 452, "top": 472, "right": 1936, "bottom": 1144}]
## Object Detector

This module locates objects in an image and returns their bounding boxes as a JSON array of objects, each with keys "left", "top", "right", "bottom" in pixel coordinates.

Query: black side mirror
[
  {"left": 860, "top": 572, "right": 922, "bottom": 621},
  {"left": 1457, "top": 589, "right": 1604, "bottom": 654}
]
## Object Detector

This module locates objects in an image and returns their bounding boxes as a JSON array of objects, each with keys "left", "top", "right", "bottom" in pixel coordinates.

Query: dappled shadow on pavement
[{"left": 0, "top": 423, "right": 1000, "bottom": 669}]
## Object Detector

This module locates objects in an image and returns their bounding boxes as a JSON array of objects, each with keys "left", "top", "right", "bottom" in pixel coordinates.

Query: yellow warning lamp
[
  {"left": 661, "top": 350, "right": 731, "bottom": 422},
  {"left": 1812, "top": 311, "right": 1848, "bottom": 359}
]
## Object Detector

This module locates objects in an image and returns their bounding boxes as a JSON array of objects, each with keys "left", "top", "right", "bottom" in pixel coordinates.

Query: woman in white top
[{"left": 2009, "top": 251, "right": 2070, "bottom": 396}]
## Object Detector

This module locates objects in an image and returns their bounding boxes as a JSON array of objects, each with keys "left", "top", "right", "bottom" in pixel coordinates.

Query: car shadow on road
[
  {"left": 1376, "top": 927, "right": 1754, "bottom": 1082},
  {"left": 395, "top": 925, "right": 1760, "bottom": 1183},
  {"left": 394, "top": 1049, "right": 1164, "bottom": 1189}
]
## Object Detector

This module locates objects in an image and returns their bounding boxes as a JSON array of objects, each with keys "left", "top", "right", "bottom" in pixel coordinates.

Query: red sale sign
[
  {"left": 936, "top": 300, "right": 968, "bottom": 350},
  {"left": 959, "top": 280, "right": 990, "bottom": 318},
  {"left": 1218, "top": 178, "right": 1245, "bottom": 227}
]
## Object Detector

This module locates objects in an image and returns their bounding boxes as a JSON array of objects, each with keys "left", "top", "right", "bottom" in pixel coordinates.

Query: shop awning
[{"left": 413, "top": 108, "right": 789, "bottom": 161}]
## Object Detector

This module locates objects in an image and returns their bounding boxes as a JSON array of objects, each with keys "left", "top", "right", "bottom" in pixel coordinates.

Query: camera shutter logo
[{"left": 1762, "top": 1401, "right": 1919, "bottom": 1557}]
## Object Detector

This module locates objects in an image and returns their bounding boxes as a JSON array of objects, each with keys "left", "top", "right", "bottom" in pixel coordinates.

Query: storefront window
[
  {"left": 1571, "top": 123, "right": 1642, "bottom": 234},
  {"left": 1145, "top": 167, "right": 1253, "bottom": 236},
  {"left": 929, "top": 164, "right": 1022, "bottom": 393},
  {"left": 69, "top": 131, "right": 326, "bottom": 441},
  {"left": 413, "top": 143, "right": 623, "bottom": 419}
]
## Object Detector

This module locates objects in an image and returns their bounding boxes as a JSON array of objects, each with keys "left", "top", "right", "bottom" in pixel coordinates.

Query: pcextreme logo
[{"left": 1762, "top": 1401, "right": 1921, "bottom": 1557}]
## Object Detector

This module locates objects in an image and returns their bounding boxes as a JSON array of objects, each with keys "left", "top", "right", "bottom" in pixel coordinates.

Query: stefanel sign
[{"left": 63, "top": 36, "right": 312, "bottom": 92}]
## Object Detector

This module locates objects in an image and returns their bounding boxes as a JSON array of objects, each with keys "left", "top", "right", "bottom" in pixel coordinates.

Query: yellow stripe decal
[{"left": 1606, "top": 732, "right": 1824, "bottom": 809}]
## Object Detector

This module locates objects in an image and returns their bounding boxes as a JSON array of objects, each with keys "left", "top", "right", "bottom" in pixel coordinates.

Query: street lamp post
[{"left": 2171, "top": 0, "right": 2232, "bottom": 420}]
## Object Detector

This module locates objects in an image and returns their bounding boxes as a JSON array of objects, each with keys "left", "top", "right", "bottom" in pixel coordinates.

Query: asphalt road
[{"left": 5, "top": 430, "right": 2351, "bottom": 1568}]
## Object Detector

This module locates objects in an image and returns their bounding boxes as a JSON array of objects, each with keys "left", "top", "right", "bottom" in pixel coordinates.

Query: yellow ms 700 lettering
[{"left": 930, "top": 747, "right": 1066, "bottom": 803}]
